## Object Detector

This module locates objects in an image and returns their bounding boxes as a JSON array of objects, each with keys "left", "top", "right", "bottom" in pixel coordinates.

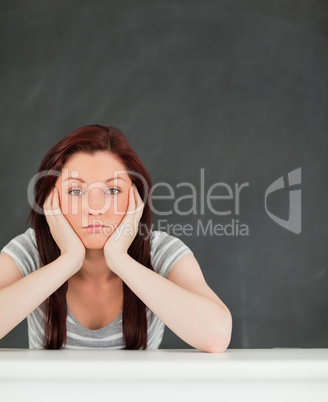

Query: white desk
[{"left": 0, "top": 348, "right": 327, "bottom": 401}]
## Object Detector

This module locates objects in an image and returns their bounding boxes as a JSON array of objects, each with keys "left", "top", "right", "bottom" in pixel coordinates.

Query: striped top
[{"left": 1, "top": 228, "right": 193, "bottom": 349}]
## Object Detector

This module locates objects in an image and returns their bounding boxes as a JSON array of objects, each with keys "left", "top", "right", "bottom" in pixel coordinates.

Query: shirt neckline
[{"left": 67, "top": 305, "right": 123, "bottom": 333}]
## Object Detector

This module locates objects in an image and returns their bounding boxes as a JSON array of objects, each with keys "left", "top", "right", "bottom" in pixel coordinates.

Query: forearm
[
  {"left": 108, "top": 253, "right": 232, "bottom": 353},
  {"left": 0, "top": 254, "right": 81, "bottom": 340}
]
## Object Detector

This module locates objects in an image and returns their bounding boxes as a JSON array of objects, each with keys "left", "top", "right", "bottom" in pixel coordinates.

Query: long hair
[{"left": 26, "top": 125, "right": 154, "bottom": 349}]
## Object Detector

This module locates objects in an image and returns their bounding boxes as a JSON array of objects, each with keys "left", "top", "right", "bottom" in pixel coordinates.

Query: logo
[
  {"left": 27, "top": 167, "right": 302, "bottom": 237},
  {"left": 264, "top": 167, "right": 302, "bottom": 234}
]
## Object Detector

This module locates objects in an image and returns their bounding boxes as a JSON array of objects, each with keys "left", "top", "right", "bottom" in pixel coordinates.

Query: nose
[{"left": 87, "top": 187, "right": 111, "bottom": 215}]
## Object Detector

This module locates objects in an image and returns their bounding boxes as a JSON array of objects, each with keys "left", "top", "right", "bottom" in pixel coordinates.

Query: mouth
[
  {"left": 85, "top": 224, "right": 108, "bottom": 227},
  {"left": 84, "top": 224, "right": 110, "bottom": 232}
]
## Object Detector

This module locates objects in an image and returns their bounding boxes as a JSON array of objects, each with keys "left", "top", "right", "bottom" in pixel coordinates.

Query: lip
[
  {"left": 84, "top": 225, "right": 109, "bottom": 228},
  {"left": 84, "top": 223, "right": 108, "bottom": 229},
  {"left": 84, "top": 224, "right": 110, "bottom": 233}
]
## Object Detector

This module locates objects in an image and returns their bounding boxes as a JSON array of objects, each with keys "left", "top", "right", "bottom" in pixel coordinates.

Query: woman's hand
[
  {"left": 104, "top": 183, "right": 145, "bottom": 269},
  {"left": 43, "top": 187, "right": 86, "bottom": 268}
]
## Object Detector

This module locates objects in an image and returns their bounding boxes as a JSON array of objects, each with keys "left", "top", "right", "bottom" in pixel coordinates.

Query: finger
[
  {"left": 45, "top": 188, "right": 61, "bottom": 216},
  {"left": 127, "top": 185, "right": 135, "bottom": 215},
  {"left": 43, "top": 189, "right": 55, "bottom": 216},
  {"left": 133, "top": 184, "right": 144, "bottom": 214},
  {"left": 43, "top": 188, "right": 53, "bottom": 210},
  {"left": 52, "top": 187, "right": 61, "bottom": 215},
  {"left": 128, "top": 186, "right": 143, "bottom": 233}
]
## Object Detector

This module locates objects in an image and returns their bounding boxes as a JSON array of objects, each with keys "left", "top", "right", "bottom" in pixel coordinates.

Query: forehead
[{"left": 61, "top": 151, "right": 128, "bottom": 179}]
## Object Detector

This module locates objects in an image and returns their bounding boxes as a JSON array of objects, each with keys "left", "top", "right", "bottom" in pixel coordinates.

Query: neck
[{"left": 72, "top": 248, "right": 119, "bottom": 284}]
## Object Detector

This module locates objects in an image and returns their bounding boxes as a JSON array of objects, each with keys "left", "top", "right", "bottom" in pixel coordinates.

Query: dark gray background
[{"left": 0, "top": 0, "right": 327, "bottom": 349}]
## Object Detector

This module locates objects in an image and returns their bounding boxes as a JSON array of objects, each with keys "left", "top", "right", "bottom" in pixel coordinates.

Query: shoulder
[
  {"left": 0, "top": 227, "right": 40, "bottom": 275},
  {"left": 150, "top": 230, "right": 186, "bottom": 254},
  {"left": 149, "top": 230, "right": 194, "bottom": 278},
  {"left": 1, "top": 227, "right": 37, "bottom": 250},
  {"left": 150, "top": 229, "right": 192, "bottom": 246}
]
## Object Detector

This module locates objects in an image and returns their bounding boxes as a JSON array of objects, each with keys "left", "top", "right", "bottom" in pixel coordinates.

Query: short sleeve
[
  {"left": 150, "top": 231, "right": 194, "bottom": 278},
  {"left": 0, "top": 228, "right": 41, "bottom": 276}
]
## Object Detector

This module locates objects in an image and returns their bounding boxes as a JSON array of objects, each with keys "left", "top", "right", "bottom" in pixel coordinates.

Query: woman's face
[{"left": 54, "top": 151, "right": 133, "bottom": 250}]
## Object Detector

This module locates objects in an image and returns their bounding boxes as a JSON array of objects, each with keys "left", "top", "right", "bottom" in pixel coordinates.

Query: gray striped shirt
[{"left": 1, "top": 228, "right": 193, "bottom": 349}]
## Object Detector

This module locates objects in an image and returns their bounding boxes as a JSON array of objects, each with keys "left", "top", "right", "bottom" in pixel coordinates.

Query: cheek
[
  {"left": 114, "top": 193, "right": 129, "bottom": 215},
  {"left": 102, "top": 193, "right": 129, "bottom": 216},
  {"left": 60, "top": 193, "right": 81, "bottom": 216}
]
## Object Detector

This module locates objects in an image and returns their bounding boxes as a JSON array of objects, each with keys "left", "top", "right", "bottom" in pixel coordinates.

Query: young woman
[{"left": 0, "top": 125, "right": 232, "bottom": 352}]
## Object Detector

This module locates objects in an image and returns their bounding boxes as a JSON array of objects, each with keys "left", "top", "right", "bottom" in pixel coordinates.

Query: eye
[
  {"left": 106, "top": 188, "right": 120, "bottom": 195},
  {"left": 68, "top": 188, "right": 84, "bottom": 196},
  {"left": 68, "top": 187, "right": 120, "bottom": 196}
]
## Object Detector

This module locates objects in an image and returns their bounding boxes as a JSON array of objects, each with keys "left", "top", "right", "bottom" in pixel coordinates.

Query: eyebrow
[{"left": 63, "top": 176, "right": 126, "bottom": 183}]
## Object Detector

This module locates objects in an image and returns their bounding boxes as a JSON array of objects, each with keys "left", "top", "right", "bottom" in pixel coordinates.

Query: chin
[{"left": 82, "top": 235, "right": 109, "bottom": 249}]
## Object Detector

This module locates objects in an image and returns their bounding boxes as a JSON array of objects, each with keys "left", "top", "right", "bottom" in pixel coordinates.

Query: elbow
[
  {"left": 205, "top": 309, "right": 233, "bottom": 353},
  {"left": 206, "top": 333, "right": 231, "bottom": 353}
]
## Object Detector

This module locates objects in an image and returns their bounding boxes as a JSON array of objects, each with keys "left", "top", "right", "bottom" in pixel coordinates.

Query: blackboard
[{"left": 0, "top": 0, "right": 327, "bottom": 349}]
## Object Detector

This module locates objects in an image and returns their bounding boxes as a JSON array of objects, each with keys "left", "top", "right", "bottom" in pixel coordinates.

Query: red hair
[{"left": 27, "top": 125, "right": 154, "bottom": 349}]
